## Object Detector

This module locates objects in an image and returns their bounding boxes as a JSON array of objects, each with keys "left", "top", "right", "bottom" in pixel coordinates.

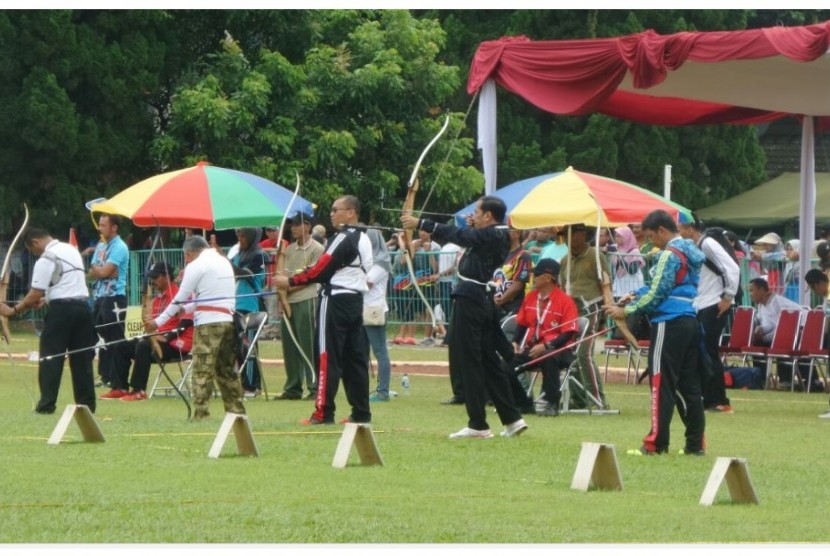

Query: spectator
[
  {"left": 539, "top": 228, "right": 569, "bottom": 263},
  {"left": 364, "top": 228, "right": 393, "bottom": 402},
  {"left": 259, "top": 226, "right": 286, "bottom": 326},
  {"left": 748, "top": 278, "right": 818, "bottom": 391},
  {"left": 783, "top": 239, "right": 801, "bottom": 302},
  {"left": 596, "top": 227, "right": 615, "bottom": 254},
  {"left": 558, "top": 224, "right": 611, "bottom": 410},
  {"left": 435, "top": 239, "right": 462, "bottom": 346},
  {"left": 610, "top": 226, "right": 645, "bottom": 299},
  {"left": 392, "top": 230, "right": 439, "bottom": 345},
  {"left": 493, "top": 228, "right": 532, "bottom": 318},
  {"left": 523, "top": 227, "right": 554, "bottom": 265},
  {"left": 751, "top": 232, "right": 786, "bottom": 292},
  {"left": 311, "top": 224, "right": 327, "bottom": 246}
]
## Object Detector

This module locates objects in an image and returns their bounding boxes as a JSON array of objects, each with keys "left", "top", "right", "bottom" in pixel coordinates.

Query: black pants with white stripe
[
  {"left": 311, "top": 291, "right": 370, "bottom": 423},
  {"left": 643, "top": 316, "right": 705, "bottom": 454},
  {"left": 450, "top": 295, "right": 521, "bottom": 431}
]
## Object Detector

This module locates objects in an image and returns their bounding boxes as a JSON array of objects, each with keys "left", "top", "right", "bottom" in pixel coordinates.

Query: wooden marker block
[
  {"left": 699, "top": 457, "right": 760, "bottom": 506},
  {"left": 332, "top": 423, "right": 384, "bottom": 469},
  {"left": 570, "top": 442, "right": 623, "bottom": 491},
  {"left": 47, "top": 405, "right": 105, "bottom": 445},
  {"left": 207, "top": 413, "right": 259, "bottom": 459}
]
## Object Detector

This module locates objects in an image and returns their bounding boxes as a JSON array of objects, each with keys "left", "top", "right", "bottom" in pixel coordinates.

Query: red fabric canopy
[{"left": 467, "top": 22, "right": 830, "bottom": 125}]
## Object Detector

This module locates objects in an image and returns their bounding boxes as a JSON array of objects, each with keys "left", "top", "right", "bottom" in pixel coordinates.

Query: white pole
[{"left": 663, "top": 164, "right": 672, "bottom": 200}]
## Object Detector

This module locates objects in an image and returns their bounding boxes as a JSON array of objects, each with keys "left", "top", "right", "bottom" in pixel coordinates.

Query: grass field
[{"left": 1, "top": 329, "right": 829, "bottom": 544}]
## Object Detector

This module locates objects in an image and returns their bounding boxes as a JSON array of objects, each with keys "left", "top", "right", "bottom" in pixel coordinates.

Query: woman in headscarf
[
  {"left": 363, "top": 227, "right": 394, "bottom": 401},
  {"left": 610, "top": 226, "right": 645, "bottom": 299},
  {"left": 231, "top": 227, "right": 267, "bottom": 397}
]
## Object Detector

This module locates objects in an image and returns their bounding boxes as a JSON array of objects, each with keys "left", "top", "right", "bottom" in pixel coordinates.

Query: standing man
[
  {"left": 88, "top": 214, "right": 129, "bottom": 397},
  {"left": 678, "top": 219, "right": 741, "bottom": 414},
  {"left": 558, "top": 224, "right": 611, "bottom": 410},
  {"left": 274, "top": 195, "right": 372, "bottom": 426},
  {"left": 401, "top": 196, "right": 528, "bottom": 439},
  {"left": 273, "top": 212, "right": 324, "bottom": 401},
  {"left": 0, "top": 228, "right": 97, "bottom": 414},
  {"left": 606, "top": 210, "right": 706, "bottom": 456},
  {"left": 145, "top": 235, "right": 245, "bottom": 421}
]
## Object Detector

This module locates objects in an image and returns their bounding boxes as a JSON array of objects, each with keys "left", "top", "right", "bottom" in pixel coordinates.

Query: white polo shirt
[
  {"left": 156, "top": 248, "right": 236, "bottom": 327},
  {"left": 31, "top": 240, "right": 89, "bottom": 302}
]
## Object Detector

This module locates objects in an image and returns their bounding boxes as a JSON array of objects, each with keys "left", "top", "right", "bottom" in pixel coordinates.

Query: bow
[
  {"left": 141, "top": 223, "right": 165, "bottom": 360},
  {"left": 273, "top": 171, "right": 315, "bottom": 373},
  {"left": 1, "top": 204, "right": 30, "bottom": 346},
  {"left": 601, "top": 270, "right": 639, "bottom": 351},
  {"left": 401, "top": 115, "right": 451, "bottom": 334}
]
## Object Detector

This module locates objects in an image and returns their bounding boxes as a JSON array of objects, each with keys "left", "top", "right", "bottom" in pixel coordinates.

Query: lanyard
[{"left": 534, "top": 294, "right": 552, "bottom": 342}]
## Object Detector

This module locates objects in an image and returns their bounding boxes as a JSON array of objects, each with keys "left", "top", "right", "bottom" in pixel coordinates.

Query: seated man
[
  {"left": 502, "top": 258, "right": 579, "bottom": 416},
  {"left": 112, "top": 262, "right": 194, "bottom": 402},
  {"left": 748, "top": 277, "right": 816, "bottom": 390},
  {"left": 806, "top": 269, "right": 830, "bottom": 418}
]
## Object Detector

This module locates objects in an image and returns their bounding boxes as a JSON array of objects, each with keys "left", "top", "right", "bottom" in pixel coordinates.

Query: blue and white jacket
[{"left": 625, "top": 236, "right": 704, "bottom": 324}]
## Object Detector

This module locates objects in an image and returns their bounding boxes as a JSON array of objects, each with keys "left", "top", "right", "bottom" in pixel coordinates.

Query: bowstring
[{"left": 417, "top": 90, "right": 480, "bottom": 216}]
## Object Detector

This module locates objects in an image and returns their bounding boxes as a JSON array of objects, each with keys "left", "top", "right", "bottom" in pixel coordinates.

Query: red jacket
[
  {"left": 514, "top": 287, "right": 578, "bottom": 348},
  {"left": 153, "top": 283, "right": 193, "bottom": 353}
]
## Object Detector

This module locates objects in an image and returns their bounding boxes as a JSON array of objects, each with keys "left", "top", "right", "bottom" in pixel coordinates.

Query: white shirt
[
  {"left": 693, "top": 236, "right": 741, "bottom": 311},
  {"left": 31, "top": 240, "right": 89, "bottom": 301},
  {"left": 438, "top": 242, "right": 461, "bottom": 282},
  {"left": 756, "top": 292, "right": 804, "bottom": 343},
  {"left": 328, "top": 230, "right": 373, "bottom": 293},
  {"left": 363, "top": 265, "right": 389, "bottom": 311},
  {"left": 156, "top": 248, "right": 236, "bottom": 327}
]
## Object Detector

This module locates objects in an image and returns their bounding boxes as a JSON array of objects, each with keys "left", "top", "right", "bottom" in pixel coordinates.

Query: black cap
[
  {"left": 286, "top": 210, "right": 314, "bottom": 225},
  {"left": 532, "top": 258, "right": 560, "bottom": 277},
  {"left": 567, "top": 223, "right": 588, "bottom": 233},
  {"left": 147, "top": 261, "right": 172, "bottom": 279}
]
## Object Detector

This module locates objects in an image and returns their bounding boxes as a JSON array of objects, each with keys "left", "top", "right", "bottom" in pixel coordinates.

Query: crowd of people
[{"left": 0, "top": 193, "right": 828, "bottom": 446}]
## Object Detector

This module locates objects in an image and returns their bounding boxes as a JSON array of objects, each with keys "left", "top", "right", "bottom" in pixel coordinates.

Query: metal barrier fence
[{"left": 3, "top": 246, "right": 822, "bottom": 331}]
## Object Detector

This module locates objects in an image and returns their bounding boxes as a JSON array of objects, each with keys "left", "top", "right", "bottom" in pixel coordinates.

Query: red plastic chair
[
  {"left": 742, "top": 309, "right": 802, "bottom": 389},
  {"left": 719, "top": 306, "right": 755, "bottom": 366},
  {"left": 792, "top": 309, "right": 828, "bottom": 392}
]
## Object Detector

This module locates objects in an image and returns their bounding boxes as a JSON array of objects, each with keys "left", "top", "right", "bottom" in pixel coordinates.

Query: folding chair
[
  {"left": 719, "top": 306, "right": 755, "bottom": 367},
  {"left": 741, "top": 309, "right": 801, "bottom": 390},
  {"left": 148, "top": 353, "right": 192, "bottom": 399},
  {"left": 238, "top": 311, "right": 270, "bottom": 399},
  {"left": 792, "top": 309, "right": 828, "bottom": 392},
  {"left": 602, "top": 337, "right": 646, "bottom": 384}
]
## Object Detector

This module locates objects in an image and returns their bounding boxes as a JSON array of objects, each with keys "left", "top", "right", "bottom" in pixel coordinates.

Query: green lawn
[{"left": 1, "top": 329, "right": 829, "bottom": 543}]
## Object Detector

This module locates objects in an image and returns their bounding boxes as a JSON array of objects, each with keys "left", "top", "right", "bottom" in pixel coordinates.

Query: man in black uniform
[
  {"left": 401, "top": 196, "right": 528, "bottom": 439},
  {"left": 0, "top": 228, "right": 97, "bottom": 414},
  {"left": 274, "top": 195, "right": 373, "bottom": 426}
]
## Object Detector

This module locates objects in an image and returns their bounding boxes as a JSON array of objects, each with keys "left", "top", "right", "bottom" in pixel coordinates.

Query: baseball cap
[
  {"left": 286, "top": 210, "right": 315, "bottom": 225},
  {"left": 532, "top": 258, "right": 561, "bottom": 277},
  {"left": 147, "top": 261, "right": 172, "bottom": 279}
]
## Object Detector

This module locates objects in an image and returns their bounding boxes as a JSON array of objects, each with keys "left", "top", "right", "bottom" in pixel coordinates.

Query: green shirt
[
  {"left": 285, "top": 239, "right": 325, "bottom": 303},
  {"left": 558, "top": 246, "right": 609, "bottom": 301}
]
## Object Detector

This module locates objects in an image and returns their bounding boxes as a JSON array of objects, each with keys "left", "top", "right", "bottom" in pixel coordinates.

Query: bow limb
[
  {"left": 1, "top": 204, "right": 30, "bottom": 346},
  {"left": 401, "top": 116, "right": 450, "bottom": 334},
  {"left": 274, "top": 171, "right": 315, "bottom": 373},
  {"left": 601, "top": 270, "right": 639, "bottom": 351}
]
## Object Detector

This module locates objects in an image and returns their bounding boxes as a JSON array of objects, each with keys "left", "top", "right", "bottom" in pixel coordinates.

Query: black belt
[{"left": 50, "top": 297, "right": 89, "bottom": 305}]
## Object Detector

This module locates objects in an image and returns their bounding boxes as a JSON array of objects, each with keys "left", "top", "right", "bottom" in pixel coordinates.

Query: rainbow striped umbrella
[
  {"left": 90, "top": 161, "right": 314, "bottom": 230},
  {"left": 454, "top": 167, "right": 691, "bottom": 228}
]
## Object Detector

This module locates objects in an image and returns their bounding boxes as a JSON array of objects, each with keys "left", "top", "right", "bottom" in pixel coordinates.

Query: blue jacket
[{"left": 625, "top": 236, "right": 704, "bottom": 323}]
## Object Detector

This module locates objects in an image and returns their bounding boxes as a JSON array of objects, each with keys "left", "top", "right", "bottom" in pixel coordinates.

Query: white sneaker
[
  {"left": 448, "top": 427, "right": 494, "bottom": 439},
  {"left": 819, "top": 409, "right": 830, "bottom": 419},
  {"left": 500, "top": 419, "right": 528, "bottom": 438}
]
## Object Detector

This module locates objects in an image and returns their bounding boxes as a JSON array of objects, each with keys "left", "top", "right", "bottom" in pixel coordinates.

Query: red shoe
[
  {"left": 99, "top": 388, "right": 129, "bottom": 400},
  {"left": 121, "top": 390, "right": 147, "bottom": 402},
  {"left": 393, "top": 337, "right": 404, "bottom": 345},
  {"left": 403, "top": 337, "right": 417, "bottom": 345},
  {"left": 299, "top": 416, "right": 334, "bottom": 425}
]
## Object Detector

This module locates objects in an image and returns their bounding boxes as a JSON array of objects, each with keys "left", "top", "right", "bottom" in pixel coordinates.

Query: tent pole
[{"left": 799, "top": 117, "right": 816, "bottom": 306}]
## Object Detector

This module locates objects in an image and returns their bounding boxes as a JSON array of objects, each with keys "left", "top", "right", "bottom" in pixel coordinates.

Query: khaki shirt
[
  {"left": 558, "top": 246, "right": 609, "bottom": 301},
  {"left": 285, "top": 239, "right": 325, "bottom": 303}
]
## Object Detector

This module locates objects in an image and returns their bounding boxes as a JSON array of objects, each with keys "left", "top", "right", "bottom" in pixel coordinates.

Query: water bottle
[{"left": 401, "top": 373, "right": 410, "bottom": 396}]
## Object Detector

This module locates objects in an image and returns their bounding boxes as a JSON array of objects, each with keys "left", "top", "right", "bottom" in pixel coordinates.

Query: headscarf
[
  {"left": 611, "top": 226, "right": 643, "bottom": 278},
  {"left": 367, "top": 228, "right": 392, "bottom": 273},
  {"left": 235, "top": 227, "right": 263, "bottom": 268}
]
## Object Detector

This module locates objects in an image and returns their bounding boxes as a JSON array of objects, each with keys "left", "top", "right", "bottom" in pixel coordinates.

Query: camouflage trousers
[{"left": 190, "top": 322, "right": 245, "bottom": 419}]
